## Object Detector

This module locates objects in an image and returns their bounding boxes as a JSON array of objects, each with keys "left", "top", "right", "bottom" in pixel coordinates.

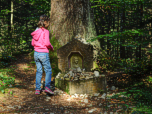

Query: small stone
[
  {"left": 9, "top": 84, "right": 12, "bottom": 88},
  {"left": 87, "top": 104, "right": 92, "bottom": 107},
  {"left": 45, "top": 99, "right": 49, "bottom": 101},
  {"left": 68, "top": 71, "right": 73, "bottom": 76},
  {"left": 83, "top": 68, "right": 85, "bottom": 72},
  {"left": 111, "top": 86, "right": 116, "bottom": 90},
  {"left": 89, "top": 76, "right": 93, "bottom": 78},
  {"left": 84, "top": 73, "right": 89, "bottom": 76},
  {"left": 46, "top": 97, "right": 51, "bottom": 99},
  {"left": 108, "top": 105, "right": 111, "bottom": 107},
  {"left": 80, "top": 94, "right": 84, "bottom": 98},
  {"left": 74, "top": 93, "right": 79, "bottom": 98},
  {"left": 77, "top": 73, "right": 81, "bottom": 76},
  {"left": 7, "top": 106, "right": 15, "bottom": 109},
  {"left": 77, "top": 67, "right": 82, "bottom": 72},
  {"left": 99, "top": 103, "right": 102, "bottom": 106},
  {"left": 94, "top": 71, "right": 99, "bottom": 77},
  {"left": 71, "top": 95, "right": 75, "bottom": 98},
  {"left": 84, "top": 99, "right": 88, "bottom": 103},
  {"left": 120, "top": 95, "right": 125, "bottom": 97},
  {"left": 88, "top": 108, "right": 97, "bottom": 113},
  {"left": 79, "top": 77, "right": 85, "bottom": 79},
  {"left": 101, "top": 74, "right": 105, "bottom": 77},
  {"left": 64, "top": 74, "right": 68, "bottom": 78},
  {"left": 18, "top": 105, "right": 21, "bottom": 109},
  {"left": 65, "top": 78, "right": 70, "bottom": 80},
  {"left": 85, "top": 77, "right": 90, "bottom": 80},
  {"left": 93, "top": 93, "right": 100, "bottom": 96}
]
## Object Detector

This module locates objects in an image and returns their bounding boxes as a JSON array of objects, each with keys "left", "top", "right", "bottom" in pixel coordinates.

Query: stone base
[{"left": 55, "top": 77, "right": 107, "bottom": 95}]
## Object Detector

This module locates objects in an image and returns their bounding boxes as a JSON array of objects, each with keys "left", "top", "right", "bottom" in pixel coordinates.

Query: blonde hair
[{"left": 37, "top": 14, "right": 50, "bottom": 29}]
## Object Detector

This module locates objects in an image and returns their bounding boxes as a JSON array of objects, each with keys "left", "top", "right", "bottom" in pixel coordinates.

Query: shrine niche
[
  {"left": 57, "top": 38, "right": 93, "bottom": 73},
  {"left": 68, "top": 52, "right": 83, "bottom": 70}
]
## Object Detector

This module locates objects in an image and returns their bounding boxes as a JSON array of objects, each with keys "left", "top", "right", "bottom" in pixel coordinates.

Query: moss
[
  {"left": 91, "top": 61, "right": 99, "bottom": 70},
  {"left": 64, "top": 81, "right": 70, "bottom": 95}
]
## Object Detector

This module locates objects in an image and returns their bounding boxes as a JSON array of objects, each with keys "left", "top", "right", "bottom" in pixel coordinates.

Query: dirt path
[{"left": 0, "top": 53, "right": 135, "bottom": 114}]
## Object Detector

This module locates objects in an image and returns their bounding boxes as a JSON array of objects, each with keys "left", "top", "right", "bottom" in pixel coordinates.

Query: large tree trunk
[{"left": 50, "top": 0, "right": 101, "bottom": 69}]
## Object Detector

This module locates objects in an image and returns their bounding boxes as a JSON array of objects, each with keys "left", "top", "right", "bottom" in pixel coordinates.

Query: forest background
[{"left": 0, "top": 0, "right": 152, "bottom": 113}]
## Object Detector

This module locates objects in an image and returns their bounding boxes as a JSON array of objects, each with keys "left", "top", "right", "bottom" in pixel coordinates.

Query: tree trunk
[
  {"left": 11, "top": 1, "right": 13, "bottom": 32},
  {"left": 50, "top": 0, "right": 101, "bottom": 67}
]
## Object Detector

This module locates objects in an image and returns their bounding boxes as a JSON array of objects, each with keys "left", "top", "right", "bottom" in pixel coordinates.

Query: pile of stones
[{"left": 56, "top": 67, "right": 105, "bottom": 81}]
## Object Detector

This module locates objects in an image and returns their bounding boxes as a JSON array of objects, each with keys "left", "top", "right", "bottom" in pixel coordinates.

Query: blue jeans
[{"left": 34, "top": 51, "right": 52, "bottom": 90}]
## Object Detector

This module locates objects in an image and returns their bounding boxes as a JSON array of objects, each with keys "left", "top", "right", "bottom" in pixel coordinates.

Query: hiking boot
[
  {"left": 44, "top": 87, "right": 54, "bottom": 94},
  {"left": 35, "top": 90, "right": 40, "bottom": 95}
]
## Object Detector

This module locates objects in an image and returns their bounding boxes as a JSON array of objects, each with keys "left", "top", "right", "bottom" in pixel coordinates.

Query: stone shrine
[
  {"left": 57, "top": 36, "right": 93, "bottom": 73},
  {"left": 56, "top": 35, "right": 107, "bottom": 95}
]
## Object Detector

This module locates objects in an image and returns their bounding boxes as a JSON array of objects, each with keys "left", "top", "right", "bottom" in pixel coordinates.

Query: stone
[
  {"left": 111, "top": 86, "right": 116, "bottom": 90},
  {"left": 76, "top": 67, "right": 82, "bottom": 72},
  {"left": 64, "top": 74, "right": 68, "bottom": 78},
  {"left": 76, "top": 73, "right": 81, "bottom": 76},
  {"left": 93, "top": 93, "right": 100, "bottom": 96},
  {"left": 84, "top": 99, "right": 88, "bottom": 103},
  {"left": 83, "top": 68, "right": 85, "bottom": 72},
  {"left": 65, "top": 78, "right": 70, "bottom": 80},
  {"left": 99, "top": 93, "right": 106, "bottom": 99},
  {"left": 85, "top": 77, "right": 90, "bottom": 80},
  {"left": 74, "top": 93, "right": 79, "bottom": 98},
  {"left": 88, "top": 108, "right": 97, "bottom": 113},
  {"left": 80, "top": 77, "right": 85, "bottom": 79},
  {"left": 61, "top": 77, "right": 64, "bottom": 80},
  {"left": 72, "top": 73, "right": 75, "bottom": 77},
  {"left": 69, "top": 71, "right": 73, "bottom": 76},
  {"left": 101, "top": 74, "right": 105, "bottom": 77},
  {"left": 84, "top": 73, "right": 90, "bottom": 76},
  {"left": 56, "top": 72, "right": 61, "bottom": 78},
  {"left": 87, "top": 104, "right": 92, "bottom": 107},
  {"left": 99, "top": 103, "right": 102, "bottom": 106},
  {"left": 89, "top": 76, "right": 93, "bottom": 78},
  {"left": 94, "top": 71, "right": 99, "bottom": 77}
]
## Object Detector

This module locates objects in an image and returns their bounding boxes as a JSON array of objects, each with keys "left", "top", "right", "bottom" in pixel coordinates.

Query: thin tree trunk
[
  {"left": 120, "top": 4, "right": 126, "bottom": 59},
  {"left": 11, "top": 1, "right": 13, "bottom": 33}
]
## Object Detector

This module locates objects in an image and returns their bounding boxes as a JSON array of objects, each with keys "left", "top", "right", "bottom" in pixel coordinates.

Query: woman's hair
[{"left": 37, "top": 14, "right": 50, "bottom": 29}]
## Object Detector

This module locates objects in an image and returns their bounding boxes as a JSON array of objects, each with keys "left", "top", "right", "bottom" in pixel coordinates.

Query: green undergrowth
[{"left": 0, "top": 70, "right": 15, "bottom": 93}]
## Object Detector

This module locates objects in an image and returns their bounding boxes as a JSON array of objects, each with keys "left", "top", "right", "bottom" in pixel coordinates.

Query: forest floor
[{"left": 0, "top": 53, "right": 151, "bottom": 114}]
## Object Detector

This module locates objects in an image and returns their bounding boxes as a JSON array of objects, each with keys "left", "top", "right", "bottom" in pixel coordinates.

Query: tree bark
[{"left": 49, "top": 0, "right": 101, "bottom": 60}]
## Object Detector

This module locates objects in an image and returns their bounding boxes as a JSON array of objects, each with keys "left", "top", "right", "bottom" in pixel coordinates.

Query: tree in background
[{"left": 87, "top": 0, "right": 152, "bottom": 75}]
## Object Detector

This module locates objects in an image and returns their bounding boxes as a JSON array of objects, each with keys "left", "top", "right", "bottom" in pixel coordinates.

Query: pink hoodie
[{"left": 31, "top": 27, "right": 53, "bottom": 53}]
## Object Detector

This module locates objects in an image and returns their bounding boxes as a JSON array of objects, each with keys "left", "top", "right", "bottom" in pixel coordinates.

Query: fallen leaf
[
  {"left": 111, "top": 101, "right": 116, "bottom": 104},
  {"left": 0, "top": 104, "right": 4, "bottom": 107},
  {"left": 121, "top": 101, "right": 125, "bottom": 103},
  {"left": 14, "top": 95, "right": 18, "bottom": 98}
]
